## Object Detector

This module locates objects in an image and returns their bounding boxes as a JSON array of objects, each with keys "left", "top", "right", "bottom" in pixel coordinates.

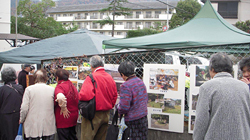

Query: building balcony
[{"left": 75, "top": 16, "right": 87, "bottom": 19}]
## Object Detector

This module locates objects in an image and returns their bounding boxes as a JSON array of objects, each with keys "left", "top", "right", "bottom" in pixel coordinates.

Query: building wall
[
  {"left": 0, "top": 0, "right": 12, "bottom": 52},
  {"left": 211, "top": 0, "right": 250, "bottom": 24},
  {"left": 49, "top": 9, "right": 174, "bottom": 38}
]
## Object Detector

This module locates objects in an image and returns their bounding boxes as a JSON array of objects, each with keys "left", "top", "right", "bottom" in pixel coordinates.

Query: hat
[
  {"left": 24, "top": 64, "right": 31, "bottom": 68},
  {"left": 30, "top": 66, "right": 35, "bottom": 70}
]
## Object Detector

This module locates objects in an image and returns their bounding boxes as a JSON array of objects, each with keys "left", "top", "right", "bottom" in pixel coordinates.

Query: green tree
[
  {"left": 94, "top": 0, "right": 131, "bottom": 37},
  {"left": 235, "top": 20, "right": 250, "bottom": 33},
  {"left": 126, "top": 28, "right": 162, "bottom": 38},
  {"left": 169, "top": 0, "right": 201, "bottom": 29},
  {"left": 12, "top": 0, "right": 77, "bottom": 39}
]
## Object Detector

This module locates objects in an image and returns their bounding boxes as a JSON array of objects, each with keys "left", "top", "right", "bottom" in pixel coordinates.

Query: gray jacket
[{"left": 193, "top": 72, "right": 250, "bottom": 140}]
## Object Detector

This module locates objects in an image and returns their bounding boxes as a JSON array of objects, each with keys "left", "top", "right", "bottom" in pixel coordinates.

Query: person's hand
[
  {"left": 60, "top": 108, "right": 71, "bottom": 118},
  {"left": 19, "top": 120, "right": 21, "bottom": 124},
  {"left": 241, "top": 77, "right": 250, "bottom": 85}
]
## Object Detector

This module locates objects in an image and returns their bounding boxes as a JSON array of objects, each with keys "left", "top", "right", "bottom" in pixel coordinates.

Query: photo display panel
[{"left": 144, "top": 64, "right": 186, "bottom": 133}]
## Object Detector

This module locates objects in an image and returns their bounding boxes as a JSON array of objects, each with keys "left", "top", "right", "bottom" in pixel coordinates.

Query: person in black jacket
[
  {"left": 0, "top": 67, "right": 24, "bottom": 140},
  {"left": 18, "top": 64, "right": 31, "bottom": 90}
]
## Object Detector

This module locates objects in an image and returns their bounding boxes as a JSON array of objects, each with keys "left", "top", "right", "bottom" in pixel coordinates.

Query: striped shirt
[{"left": 118, "top": 76, "right": 148, "bottom": 121}]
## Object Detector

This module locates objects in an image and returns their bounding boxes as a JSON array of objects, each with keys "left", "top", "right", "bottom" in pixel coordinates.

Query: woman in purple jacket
[{"left": 118, "top": 61, "right": 148, "bottom": 140}]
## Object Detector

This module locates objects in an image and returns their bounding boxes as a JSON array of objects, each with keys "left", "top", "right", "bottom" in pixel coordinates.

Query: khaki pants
[{"left": 81, "top": 110, "right": 110, "bottom": 140}]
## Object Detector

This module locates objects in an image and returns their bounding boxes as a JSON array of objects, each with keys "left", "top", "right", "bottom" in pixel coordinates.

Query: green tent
[
  {"left": 0, "top": 29, "right": 115, "bottom": 65},
  {"left": 103, "top": 1, "right": 250, "bottom": 50}
]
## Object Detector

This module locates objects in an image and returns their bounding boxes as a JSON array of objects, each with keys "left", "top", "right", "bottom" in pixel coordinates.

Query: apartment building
[
  {"left": 0, "top": 0, "right": 11, "bottom": 52},
  {"left": 202, "top": 0, "right": 250, "bottom": 24},
  {"left": 46, "top": 1, "right": 177, "bottom": 38}
]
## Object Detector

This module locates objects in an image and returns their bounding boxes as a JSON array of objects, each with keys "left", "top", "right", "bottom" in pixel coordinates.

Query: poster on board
[
  {"left": 104, "top": 64, "right": 123, "bottom": 82},
  {"left": 144, "top": 64, "right": 185, "bottom": 133},
  {"left": 63, "top": 66, "right": 78, "bottom": 80},
  {"left": 188, "top": 65, "right": 238, "bottom": 133}
]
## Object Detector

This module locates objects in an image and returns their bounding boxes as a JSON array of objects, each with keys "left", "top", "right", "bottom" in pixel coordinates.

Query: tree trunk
[{"left": 112, "top": 0, "right": 116, "bottom": 37}]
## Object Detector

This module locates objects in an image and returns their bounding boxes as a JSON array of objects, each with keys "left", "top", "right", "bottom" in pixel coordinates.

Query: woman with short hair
[
  {"left": 20, "top": 69, "right": 56, "bottom": 140},
  {"left": 118, "top": 61, "right": 148, "bottom": 140},
  {"left": 54, "top": 69, "right": 79, "bottom": 140},
  {"left": 0, "top": 67, "right": 24, "bottom": 140}
]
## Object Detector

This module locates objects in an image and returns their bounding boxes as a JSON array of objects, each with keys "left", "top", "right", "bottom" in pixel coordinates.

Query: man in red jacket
[{"left": 79, "top": 55, "right": 117, "bottom": 140}]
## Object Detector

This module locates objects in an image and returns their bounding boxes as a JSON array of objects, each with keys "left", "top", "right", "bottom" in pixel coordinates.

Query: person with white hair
[
  {"left": 0, "top": 67, "right": 24, "bottom": 140},
  {"left": 20, "top": 69, "right": 56, "bottom": 140}
]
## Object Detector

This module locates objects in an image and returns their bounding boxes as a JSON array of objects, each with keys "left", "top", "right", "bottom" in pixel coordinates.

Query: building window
[
  {"left": 136, "top": 22, "right": 141, "bottom": 28},
  {"left": 92, "top": 23, "right": 98, "bottom": 29},
  {"left": 56, "top": 14, "right": 61, "bottom": 17},
  {"left": 77, "top": 22, "right": 81, "bottom": 28},
  {"left": 90, "top": 12, "right": 98, "bottom": 19},
  {"left": 117, "top": 32, "right": 122, "bottom": 35},
  {"left": 100, "top": 13, "right": 105, "bottom": 19},
  {"left": 100, "top": 32, "right": 104, "bottom": 34},
  {"left": 70, "top": 14, "right": 73, "bottom": 16},
  {"left": 125, "top": 22, "right": 133, "bottom": 29},
  {"left": 136, "top": 11, "right": 141, "bottom": 18},
  {"left": 50, "top": 14, "right": 54, "bottom": 17},
  {"left": 155, "top": 11, "right": 161, "bottom": 18},
  {"left": 117, "top": 22, "right": 123, "bottom": 25},
  {"left": 126, "top": 12, "right": 133, "bottom": 19},
  {"left": 145, "top": 11, "right": 152, "bottom": 18},
  {"left": 108, "top": 32, "right": 112, "bottom": 35},
  {"left": 218, "top": 2, "right": 238, "bottom": 18},
  {"left": 63, "top": 14, "right": 67, "bottom": 17},
  {"left": 145, "top": 22, "right": 151, "bottom": 28}
]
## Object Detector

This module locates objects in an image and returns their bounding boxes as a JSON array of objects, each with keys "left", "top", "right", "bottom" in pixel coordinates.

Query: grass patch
[
  {"left": 148, "top": 101, "right": 163, "bottom": 108},
  {"left": 162, "top": 105, "right": 181, "bottom": 114}
]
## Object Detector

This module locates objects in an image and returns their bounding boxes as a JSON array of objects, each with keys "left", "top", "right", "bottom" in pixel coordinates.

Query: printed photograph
[
  {"left": 195, "top": 66, "right": 211, "bottom": 86},
  {"left": 63, "top": 66, "right": 78, "bottom": 79},
  {"left": 148, "top": 93, "right": 181, "bottom": 114},
  {"left": 149, "top": 68, "right": 179, "bottom": 91},
  {"left": 71, "top": 81, "right": 78, "bottom": 90},
  {"left": 78, "top": 67, "right": 91, "bottom": 80},
  {"left": 190, "top": 116, "right": 196, "bottom": 130},
  {"left": 151, "top": 114, "right": 169, "bottom": 130},
  {"left": 78, "top": 83, "right": 83, "bottom": 92},
  {"left": 192, "top": 94, "right": 199, "bottom": 110},
  {"left": 105, "top": 64, "right": 123, "bottom": 81}
]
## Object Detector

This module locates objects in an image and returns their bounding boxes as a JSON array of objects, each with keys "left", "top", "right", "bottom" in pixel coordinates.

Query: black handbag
[
  {"left": 106, "top": 110, "right": 119, "bottom": 140},
  {"left": 106, "top": 110, "right": 130, "bottom": 140},
  {"left": 78, "top": 74, "right": 96, "bottom": 130}
]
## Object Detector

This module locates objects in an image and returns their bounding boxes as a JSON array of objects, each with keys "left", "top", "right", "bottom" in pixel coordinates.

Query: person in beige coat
[{"left": 20, "top": 69, "right": 56, "bottom": 140}]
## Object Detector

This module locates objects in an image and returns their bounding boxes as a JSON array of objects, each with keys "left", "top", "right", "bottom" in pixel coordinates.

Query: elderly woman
[
  {"left": 0, "top": 67, "right": 23, "bottom": 140},
  {"left": 20, "top": 69, "right": 56, "bottom": 140},
  {"left": 118, "top": 61, "right": 148, "bottom": 140},
  {"left": 54, "top": 69, "right": 79, "bottom": 140},
  {"left": 193, "top": 53, "right": 250, "bottom": 140}
]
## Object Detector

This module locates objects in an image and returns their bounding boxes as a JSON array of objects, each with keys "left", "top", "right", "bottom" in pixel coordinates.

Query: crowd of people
[
  {"left": 1, "top": 53, "right": 250, "bottom": 140},
  {"left": 0, "top": 55, "right": 148, "bottom": 140}
]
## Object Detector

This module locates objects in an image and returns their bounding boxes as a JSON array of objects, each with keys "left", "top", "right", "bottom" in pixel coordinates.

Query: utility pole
[
  {"left": 15, "top": 0, "right": 18, "bottom": 47},
  {"left": 112, "top": 0, "right": 116, "bottom": 37},
  {"left": 166, "top": 0, "right": 169, "bottom": 29}
]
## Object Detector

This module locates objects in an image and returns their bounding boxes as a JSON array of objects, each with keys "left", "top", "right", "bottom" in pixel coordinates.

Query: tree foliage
[
  {"left": 169, "top": 0, "right": 201, "bottom": 29},
  {"left": 235, "top": 20, "right": 250, "bottom": 33},
  {"left": 95, "top": 0, "right": 131, "bottom": 36},
  {"left": 126, "top": 28, "right": 161, "bottom": 38},
  {"left": 11, "top": 0, "right": 77, "bottom": 39}
]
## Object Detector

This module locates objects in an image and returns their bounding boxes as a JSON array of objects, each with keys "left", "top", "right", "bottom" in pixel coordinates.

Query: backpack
[{"left": 78, "top": 74, "right": 96, "bottom": 130}]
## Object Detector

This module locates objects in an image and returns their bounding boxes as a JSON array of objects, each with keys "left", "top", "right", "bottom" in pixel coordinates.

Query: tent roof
[
  {"left": 0, "top": 33, "right": 39, "bottom": 40},
  {"left": 0, "top": 29, "right": 115, "bottom": 64},
  {"left": 103, "top": 1, "right": 250, "bottom": 50}
]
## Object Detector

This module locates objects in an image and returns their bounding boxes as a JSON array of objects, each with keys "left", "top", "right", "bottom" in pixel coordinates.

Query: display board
[
  {"left": 188, "top": 65, "right": 238, "bottom": 133},
  {"left": 143, "top": 64, "right": 186, "bottom": 133}
]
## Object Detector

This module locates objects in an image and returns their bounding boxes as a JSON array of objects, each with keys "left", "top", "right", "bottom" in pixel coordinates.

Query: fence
[{"left": 42, "top": 43, "right": 250, "bottom": 110}]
